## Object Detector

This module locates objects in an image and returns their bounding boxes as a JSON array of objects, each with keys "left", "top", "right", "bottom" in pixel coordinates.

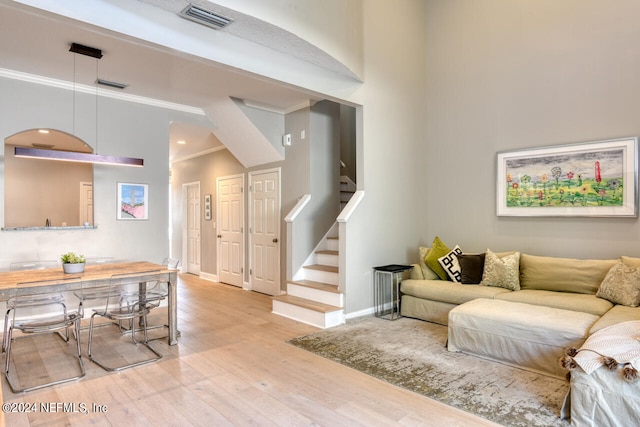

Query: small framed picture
[
  {"left": 204, "top": 194, "right": 212, "bottom": 220},
  {"left": 117, "top": 182, "right": 149, "bottom": 220}
]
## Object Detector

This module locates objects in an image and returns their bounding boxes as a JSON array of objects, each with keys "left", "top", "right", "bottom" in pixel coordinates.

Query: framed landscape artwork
[
  {"left": 117, "top": 182, "right": 149, "bottom": 220},
  {"left": 497, "top": 137, "right": 638, "bottom": 217}
]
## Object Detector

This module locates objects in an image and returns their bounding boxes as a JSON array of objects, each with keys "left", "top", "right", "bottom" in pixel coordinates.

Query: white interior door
[
  {"left": 79, "top": 182, "right": 93, "bottom": 226},
  {"left": 187, "top": 183, "right": 201, "bottom": 274},
  {"left": 250, "top": 169, "right": 280, "bottom": 295},
  {"left": 217, "top": 175, "right": 244, "bottom": 287}
]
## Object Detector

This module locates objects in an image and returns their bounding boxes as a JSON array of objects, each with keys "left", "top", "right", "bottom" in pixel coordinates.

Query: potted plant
[{"left": 60, "top": 252, "right": 86, "bottom": 274}]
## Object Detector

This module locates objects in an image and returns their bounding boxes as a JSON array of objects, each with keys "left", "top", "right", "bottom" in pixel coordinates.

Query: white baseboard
[
  {"left": 199, "top": 272, "right": 218, "bottom": 282},
  {"left": 345, "top": 306, "right": 375, "bottom": 320}
]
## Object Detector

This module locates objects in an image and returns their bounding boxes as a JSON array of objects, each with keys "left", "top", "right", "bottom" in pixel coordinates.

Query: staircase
[
  {"left": 272, "top": 231, "right": 345, "bottom": 329},
  {"left": 340, "top": 175, "right": 356, "bottom": 210}
]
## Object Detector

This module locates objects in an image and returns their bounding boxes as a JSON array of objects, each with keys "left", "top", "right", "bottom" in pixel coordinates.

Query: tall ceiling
[{"left": 0, "top": 0, "right": 348, "bottom": 160}]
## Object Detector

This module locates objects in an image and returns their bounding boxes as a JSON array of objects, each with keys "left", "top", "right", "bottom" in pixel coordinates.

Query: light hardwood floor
[{"left": 2, "top": 274, "right": 499, "bottom": 426}]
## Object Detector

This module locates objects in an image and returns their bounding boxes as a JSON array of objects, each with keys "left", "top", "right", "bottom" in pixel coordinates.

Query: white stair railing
[{"left": 284, "top": 194, "right": 311, "bottom": 282}]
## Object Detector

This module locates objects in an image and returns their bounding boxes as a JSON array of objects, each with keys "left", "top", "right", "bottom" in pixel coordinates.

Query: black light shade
[
  {"left": 69, "top": 43, "right": 103, "bottom": 59},
  {"left": 15, "top": 147, "right": 144, "bottom": 167}
]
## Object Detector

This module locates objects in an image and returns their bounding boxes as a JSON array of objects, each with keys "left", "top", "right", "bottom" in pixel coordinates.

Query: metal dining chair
[
  {"left": 141, "top": 258, "right": 178, "bottom": 306},
  {"left": 3, "top": 260, "right": 62, "bottom": 353},
  {"left": 118, "top": 258, "right": 178, "bottom": 340},
  {"left": 142, "top": 258, "right": 178, "bottom": 339},
  {"left": 4, "top": 278, "right": 85, "bottom": 393},
  {"left": 74, "top": 257, "right": 119, "bottom": 330},
  {"left": 87, "top": 271, "right": 164, "bottom": 371}
]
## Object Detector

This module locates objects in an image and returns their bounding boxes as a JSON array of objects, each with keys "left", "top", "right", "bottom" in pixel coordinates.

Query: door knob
[
  {"left": 217, "top": 234, "right": 222, "bottom": 238},
  {"left": 273, "top": 238, "right": 278, "bottom": 243}
]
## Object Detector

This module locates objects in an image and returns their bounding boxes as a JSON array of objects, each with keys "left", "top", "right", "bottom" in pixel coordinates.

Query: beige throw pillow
[
  {"left": 596, "top": 262, "right": 640, "bottom": 307},
  {"left": 418, "top": 246, "right": 439, "bottom": 280},
  {"left": 480, "top": 249, "right": 520, "bottom": 291}
]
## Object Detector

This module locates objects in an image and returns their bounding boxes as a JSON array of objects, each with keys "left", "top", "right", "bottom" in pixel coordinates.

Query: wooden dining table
[{"left": 0, "top": 261, "right": 179, "bottom": 345}]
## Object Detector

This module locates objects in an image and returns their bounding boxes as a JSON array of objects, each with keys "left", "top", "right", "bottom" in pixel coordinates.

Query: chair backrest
[
  {"left": 85, "top": 257, "right": 115, "bottom": 265},
  {"left": 105, "top": 270, "right": 164, "bottom": 311},
  {"left": 162, "top": 258, "right": 180, "bottom": 270},
  {"left": 12, "top": 277, "right": 82, "bottom": 319},
  {"left": 10, "top": 260, "right": 59, "bottom": 271}
]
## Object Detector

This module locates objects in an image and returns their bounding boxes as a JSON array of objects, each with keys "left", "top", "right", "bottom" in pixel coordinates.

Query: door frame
[
  {"left": 216, "top": 173, "right": 246, "bottom": 288},
  {"left": 181, "top": 181, "right": 201, "bottom": 275},
  {"left": 79, "top": 181, "right": 93, "bottom": 226},
  {"left": 248, "top": 167, "right": 281, "bottom": 294}
]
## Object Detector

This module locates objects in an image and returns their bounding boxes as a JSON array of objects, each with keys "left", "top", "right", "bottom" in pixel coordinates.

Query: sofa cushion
[
  {"left": 519, "top": 254, "right": 616, "bottom": 294},
  {"left": 622, "top": 256, "right": 640, "bottom": 267},
  {"left": 480, "top": 249, "right": 520, "bottom": 290},
  {"left": 457, "top": 253, "right": 486, "bottom": 284},
  {"left": 438, "top": 245, "right": 463, "bottom": 282},
  {"left": 417, "top": 246, "right": 439, "bottom": 280},
  {"left": 400, "top": 279, "right": 511, "bottom": 305},
  {"left": 589, "top": 304, "right": 640, "bottom": 334},
  {"left": 425, "top": 236, "right": 451, "bottom": 280},
  {"left": 495, "top": 289, "right": 613, "bottom": 316},
  {"left": 596, "top": 261, "right": 640, "bottom": 307}
]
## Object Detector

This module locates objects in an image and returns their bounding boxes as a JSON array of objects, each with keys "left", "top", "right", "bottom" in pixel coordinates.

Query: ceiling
[{"left": 0, "top": 0, "right": 336, "bottom": 161}]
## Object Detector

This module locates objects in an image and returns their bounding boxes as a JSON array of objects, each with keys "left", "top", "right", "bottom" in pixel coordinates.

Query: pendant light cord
[
  {"left": 95, "top": 58, "right": 99, "bottom": 155},
  {"left": 72, "top": 53, "right": 76, "bottom": 136}
]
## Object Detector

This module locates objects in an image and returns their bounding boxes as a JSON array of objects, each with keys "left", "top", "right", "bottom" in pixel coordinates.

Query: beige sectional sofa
[
  {"left": 401, "top": 248, "right": 640, "bottom": 336},
  {"left": 400, "top": 243, "right": 640, "bottom": 424}
]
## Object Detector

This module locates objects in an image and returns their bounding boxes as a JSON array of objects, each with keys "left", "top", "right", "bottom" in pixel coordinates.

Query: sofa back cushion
[{"left": 519, "top": 254, "right": 617, "bottom": 294}]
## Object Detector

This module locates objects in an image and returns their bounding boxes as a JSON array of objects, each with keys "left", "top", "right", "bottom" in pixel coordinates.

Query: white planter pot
[{"left": 63, "top": 263, "right": 85, "bottom": 274}]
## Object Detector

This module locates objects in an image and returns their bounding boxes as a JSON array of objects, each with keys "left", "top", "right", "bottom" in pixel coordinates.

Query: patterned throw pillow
[
  {"left": 596, "top": 262, "right": 640, "bottom": 307},
  {"left": 438, "top": 245, "right": 463, "bottom": 282},
  {"left": 480, "top": 249, "right": 521, "bottom": 291},
  {"left": 425, "top": 236, "right": 452, "bottom": 280}
]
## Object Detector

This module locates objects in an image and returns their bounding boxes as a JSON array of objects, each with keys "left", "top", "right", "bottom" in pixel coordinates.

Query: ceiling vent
[{"left": 179, "top": 3, "right": 233, "bottom": 29}]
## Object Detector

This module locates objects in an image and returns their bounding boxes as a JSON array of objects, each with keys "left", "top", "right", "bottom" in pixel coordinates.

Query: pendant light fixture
[{"left": 14, "top": 43, "right": 144, "bottom": 167}]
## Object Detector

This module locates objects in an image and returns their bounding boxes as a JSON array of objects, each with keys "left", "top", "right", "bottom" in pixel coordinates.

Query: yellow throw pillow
[{"left": 424, "top": 236, "right": 451, "bottom": 280}]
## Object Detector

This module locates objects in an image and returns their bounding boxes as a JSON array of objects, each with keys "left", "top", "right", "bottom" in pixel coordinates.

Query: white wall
[
  {"left": 338, "top": 1, "right": 429, "bottom": 313},
  {"left": 424, "top": 0, "right": 640, "bottom": 259}
]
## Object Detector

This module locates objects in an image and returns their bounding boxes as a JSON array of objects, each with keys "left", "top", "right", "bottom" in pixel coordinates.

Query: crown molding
[
  {"left": 171, "top": 145, "right": 227, "bottom": 164},
  {"left": 0, "top": 68, "right": 205, "bottom": 116}
]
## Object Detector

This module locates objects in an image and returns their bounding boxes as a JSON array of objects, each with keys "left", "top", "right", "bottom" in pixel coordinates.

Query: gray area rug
[{"left": 288, "top": 316, "right": 570, "bottom": 427}]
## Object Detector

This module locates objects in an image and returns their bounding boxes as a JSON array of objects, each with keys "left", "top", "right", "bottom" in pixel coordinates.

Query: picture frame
[
  {"left": 496, "top": 137, "right": 638, "bottom": 217},
  {"left": 117, "top": 182, "right": 149, "bottom": 220},
  {"left": 204, "top": 194, "right": 212, "bottom": 220}
]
